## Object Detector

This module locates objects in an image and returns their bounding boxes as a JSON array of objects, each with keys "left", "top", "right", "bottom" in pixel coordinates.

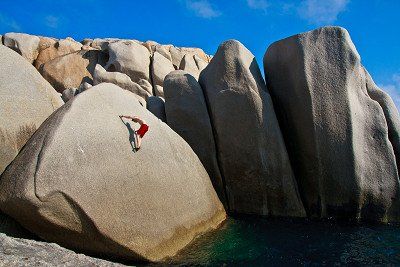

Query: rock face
[
  {"left": 199, "top": 40, "right": 305, "bottom": 217},
  {"left": 164, "top": 70, "right": 227, "bottom": 207},
  {"left": 0, "top": 45, "right": 63, "bottom": 175},
  {"left": 3, "top": 33, "right": 40, "bottom": 63},
  {"left": 179, "top": 55, "right": 201, "bottom": 79},
  {"left": 0, "top": 83, "right": 226, "bottom": 262},
  {"left": 0, "top": 234, "right": 124, "bottom": 266},
  {"left": 34, "top": 37, "right": 82, "bottom": 69},
  {"left": 264, "top": 26, "right": 400, "bottom": 222},
  {"left": 151, "top": 51, "right": 175, "bottom": 94},
  {"left": 40, "top": 50, "right": 107, "bottom": 92},
  {"left": 106, "top": 40, "right": 151, "bottom": 84}
]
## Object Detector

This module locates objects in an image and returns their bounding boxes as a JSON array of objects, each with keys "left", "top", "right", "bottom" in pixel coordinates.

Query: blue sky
[{"left": 1, "top": 0, "right": 399, "bottom": 107}]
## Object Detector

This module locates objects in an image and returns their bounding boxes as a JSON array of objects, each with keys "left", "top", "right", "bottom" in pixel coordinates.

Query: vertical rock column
[
  {"left": 199, "top": 40, "right": 305, "bottom": 217},
  {"left": 264, "top": 26, "right": 400, "bottom": 222}
]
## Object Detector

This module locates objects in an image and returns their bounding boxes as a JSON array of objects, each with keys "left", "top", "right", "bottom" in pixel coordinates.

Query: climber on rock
[{"left": 119, "top": 115, "right": 149, "bottom": 150}]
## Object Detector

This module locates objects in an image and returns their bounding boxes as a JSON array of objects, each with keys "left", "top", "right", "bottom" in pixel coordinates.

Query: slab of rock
[
  {"left": 0, "top": 83, "right": 226, "bottom": 262},
  {"left": 35, "top": 37, "right": 83, "bottom": 69},
  {"left": 264, "top": 26, "right": 400, "bottom": 222},
  {"left": 0, "top": 45, "right": 63, "bottom": 175},
  {"left": 164, "top": 70, "right": 227, "bottom": 207},
  {"left": 0, "top": 233, "right": 124, "bottom": 266},
  {"left": 147, "top": 96, "right": 166, "bottom": 122},
  {"left": 199, "top": 40, "right": 305, "bottom": 217},
  {"left": 93, "top": 64, "right": 150, "bottom": 105},
  {"left": 40, "top": 50, "right": 107, "bottom": 93},
  {"left": 3, "top": 33, "right": 40, "bottom": 63},
  {"left": 151, "top": 51, "right": 175, "bottom": 88},
  {"left": 106, "top": 40, "right": 150, "bottom": 83}
]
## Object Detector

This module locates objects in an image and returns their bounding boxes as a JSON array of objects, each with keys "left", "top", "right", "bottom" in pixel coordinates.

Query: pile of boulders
[{"left": 0, "top": 26, "right": 399, "bottom": 263}]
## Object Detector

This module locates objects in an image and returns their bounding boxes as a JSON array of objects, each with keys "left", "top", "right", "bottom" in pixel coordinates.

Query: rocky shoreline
[{"left": 0, "top": 26, "right": 399, "bottom": 264}]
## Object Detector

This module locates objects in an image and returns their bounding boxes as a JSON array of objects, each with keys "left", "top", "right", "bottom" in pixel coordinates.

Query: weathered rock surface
[
  {"left": 0, "top": 234, "right": 124, "bottom": 266},
  {"left": 147, "top": 96, "right": 166, "bottom": 122},
  {"left": 170, "top": 47, "right": 209, "bottom": 69},
  {"left": 0, "top": 83, "right": 226, "bottom": 262},
  {"left": 264, "top": 26, "right": 400, "bottom": 222},
  {"left": 0, "top": 45, "right": 63, "bottom": 175},
  {"left": 40, "top": 50, "right": 107, "bottom": 92},
  {"left": 34, "top": 37, "right": 82, "bottom": 69},
  {"left": 151, "top": 51, "right": 175, "bottom": 88},
  {"left": 179, "top": 55, "right": 201, "bottom": 79},
  {"left": 199, "top": 40, "right": 305, "bottom": 217},
  {"left": 93, "top": 64, "right": 150, "bottom": 105},
  {"left": 164, "top": 70, "right": 227, "bottom": 207},
  {"left": 194, "top": 55, "right": 208, "bottom": 73},
  {"left": 3, "top": 33, "right": 40, "bottom": 63},
  {"left": 106, "top": 40, "right": 151, "bottom": 83}
]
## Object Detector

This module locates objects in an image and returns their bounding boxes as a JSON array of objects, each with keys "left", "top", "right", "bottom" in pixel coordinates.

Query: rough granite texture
[
  {"left": 164, "top": 70, "right": 227, "bottom": 208},
  {"left": 0, "top": 233, "right": 124, "bottom": 266},
  {"left": 0, "top": 83, "right": 226, "bottom": 262},
  {"left": 199, "top": 40, "right": 305, "bottom": 217},
  {"left": 40, "top": 50, "right": 108, "bottom": 93},
  {"left": 93, "top": 64, "right": 150, "bottom": 106},
  {"left": 3, "top": 33, "right": 40, "bottom": 63},
  {"left": 264, "top": 26, "right": 400, "bottom": 222},
  {"left": 105, "top": 40, "right": 151, "bottom": 84},
  {"left": 0, "top": 45, "right": 63, "bottom": 175}
]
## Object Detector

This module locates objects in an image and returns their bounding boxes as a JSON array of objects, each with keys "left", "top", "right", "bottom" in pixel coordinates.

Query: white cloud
[
  {"left": 45, "top": 15, "right": 59, "bottom": 28},
  {"left": 379, "top": 73, "right": 400, "bottom": 110},
  {"left": 247, "top": 0, "right": 269, "bottom": 11},
  {"left": 185, "top": 0, "right": 221, "bottom": 19},
  {"left": 0, "top": 13, "right": 21, "bottom": 31},
  {"left": 298, "top": 0, "right": 349, "bottom": 25}
]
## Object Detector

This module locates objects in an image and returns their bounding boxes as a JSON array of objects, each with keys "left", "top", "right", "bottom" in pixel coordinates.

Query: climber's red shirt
[{"left": 136, "top": 123, "right": 149, "bottom": 137}]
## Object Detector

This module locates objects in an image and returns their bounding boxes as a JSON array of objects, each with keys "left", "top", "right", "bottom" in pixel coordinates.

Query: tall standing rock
[
  {"left": 0, "top": 83, "right": 226, "bottom": 262},
  {"left": 0, "top": 45, "right": 63, "bottom": 174},
  {"left": 199, "top": 40, "right": 305, "bottom": 217},
  {"left": 264, "top": 26, "right": 400, "bottom": 222},
  {"left": 164, "top": 70, "right": 227, "bottom": 207}
]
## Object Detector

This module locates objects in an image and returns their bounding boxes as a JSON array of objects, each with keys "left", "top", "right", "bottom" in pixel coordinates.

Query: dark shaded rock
[{"left": 164, "top": 70, "right": 227, "bottom": 207}]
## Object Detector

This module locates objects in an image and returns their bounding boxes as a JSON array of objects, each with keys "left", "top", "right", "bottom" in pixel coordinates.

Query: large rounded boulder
[
  {"left": 0, "top": 83, "right": 226, "bottom": 262},
  {"left": 199, "top": 40, "right": 305, "bottom": 217},
  {"left": 0, "top": 45, "right": 63, "bottom": 175},
  {"left": 264, "top": 26, "right": 400, "bottom": 222}
]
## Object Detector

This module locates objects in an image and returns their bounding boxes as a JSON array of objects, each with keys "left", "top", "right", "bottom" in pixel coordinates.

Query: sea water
[{"left": 166, "top": 217, "right": 400, "bottom": 265}]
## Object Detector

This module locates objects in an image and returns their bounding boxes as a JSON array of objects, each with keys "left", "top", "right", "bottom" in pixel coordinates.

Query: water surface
[{"left": 167, "top": 217, "right": 400, "bottom": 265}]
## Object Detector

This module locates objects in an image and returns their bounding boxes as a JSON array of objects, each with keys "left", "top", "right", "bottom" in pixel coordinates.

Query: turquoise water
[{"left": 166, "top": 218, "right": 400, "bottom": 266}]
